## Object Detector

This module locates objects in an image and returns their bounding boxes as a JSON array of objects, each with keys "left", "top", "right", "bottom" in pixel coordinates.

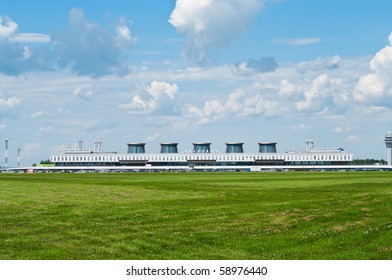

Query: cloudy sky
[{"left": 1, "top": 0, "right": 392, "bottom": 166}]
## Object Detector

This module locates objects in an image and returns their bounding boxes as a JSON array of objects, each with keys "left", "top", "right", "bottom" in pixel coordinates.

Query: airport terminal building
[{"left": 50, "top": 140, "right": 353, "bottom": 171}]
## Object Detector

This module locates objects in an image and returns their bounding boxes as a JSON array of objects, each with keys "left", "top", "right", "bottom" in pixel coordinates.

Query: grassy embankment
[{"left": 0, "top": 172, "right": 391, "bottom": 259}]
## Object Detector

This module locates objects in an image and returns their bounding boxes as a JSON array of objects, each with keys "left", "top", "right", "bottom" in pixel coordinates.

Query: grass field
[{"left": 0, "top": 171, "right": 391, "bottom": 260}]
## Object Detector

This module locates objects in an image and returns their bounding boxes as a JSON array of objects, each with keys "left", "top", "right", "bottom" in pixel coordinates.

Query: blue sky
[{"left": 1, "top": 0, "right": 392, "bottom": 166}]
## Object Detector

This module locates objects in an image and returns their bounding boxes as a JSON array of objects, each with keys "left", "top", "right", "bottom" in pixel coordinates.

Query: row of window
[
  {"left": 52, "top": 156, "right": 117, "bottom": 162},
  {"left": 287, "top": 154, "right": 352, "bottom": 161},
  {"left": 52, "top": 153, "right": 352, "bottom": 163}
]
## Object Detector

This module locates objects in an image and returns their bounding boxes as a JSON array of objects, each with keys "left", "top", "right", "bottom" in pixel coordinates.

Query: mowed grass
[{"left": 0, "top": 171, "right": 391, "bottom": 260}]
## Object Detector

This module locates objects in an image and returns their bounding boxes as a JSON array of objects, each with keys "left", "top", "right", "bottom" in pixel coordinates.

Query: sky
[{"left": 1, "top": 0, "right": 392, "bottom": 166}]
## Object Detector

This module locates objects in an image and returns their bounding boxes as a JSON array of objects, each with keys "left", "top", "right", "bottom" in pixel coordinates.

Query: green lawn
[{"left": 0, "top": 171, "right": 391, "bottom": 259}]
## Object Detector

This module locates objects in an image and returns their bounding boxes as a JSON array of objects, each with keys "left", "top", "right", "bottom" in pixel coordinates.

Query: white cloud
[
  {"left": 369, "top": 33, "right": 392, "bottom": 72},
  {"left": 0, "top": 9, "right": 139, "bottom": 76},
  {"left": 279, "top": 79, "right": 298, "bottom": 97},
  {"left": 169, "top": 0, "right": 263, "bottom": 63},
  {"left": 228, "top": 90, "right": 280, "bottom": 117},
  {"left": 185, "top": 85, "right": 281, "bottom": 125},
  {"left": 354, "top": 74, "right": 384, "bottom": 102},
  {"left": 72, "top": 86, "right": 93, "bottom": 101},
  {"left": 295, "top": 74, "right": 348, "bottom": 113},
  {"left": 0, "top": 96, "right": 20, "bottom": 108},
  {"left": 39, "top": 126, "right": 53, "bottom": 132},
  {"left": 52, "top": 8, "right": 138, "bottom": 77},
  {"left": 119, "top": 81, "right": 178, "bottom": 115},
  {"left": 186, "top": 99, "right": 226, "bottom": 125},
  {"left": 235, "top": 57, "right": 278, "bottom": 74},
  {"left": 292, "top": 123, "right": 314, "bottom": 131},
  {"left": 362, "top": 105, "right": 387, "bottom": 115},
  {"left": 9, "top": 33, "right": 51, "bottom": 43},
  {"left": 354, "top": 32, "right": 392, "bottom": 103},
  {"left": 296, "top": 74, "right": 329, "bottom": 111},
  {"left": 334, "top": 126, "right": 343, "bottom": 133},
  {"left": 31, "top": 111, "right": 45, "bottom": 118},
  {"left": 116, "top": 17, "right": 138, "bottom": 45},
  {"left": 0, "top": 16, "right": 18, "bottom": 37},
  {"left": 0, "top": 16, "right": 53, "bottom": 75},
  {"left": 273, "top": 37, "right": 321, "bottom": 46},
  {"left": 0, "top": 16, "right": 40, "bottom": 75},
  {"left": 344, "top": 135, "right": 359, "bottom": 143},
  {"left": 296, "top": 55, "right": 342, "bottom": 73},
  {"left": 145, "top": 133, "right": 162, "bottom": 142}
]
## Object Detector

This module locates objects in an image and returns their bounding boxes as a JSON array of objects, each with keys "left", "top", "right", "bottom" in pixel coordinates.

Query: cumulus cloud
[
  {"left": 227, "top": 90, "right": 280, "bottom": 117},
  {"left": 296, "top": 55, "right": 342, "bottom": 74},
  {"left": 0, "top": 16, "right": 18, "bottom": 37},
  {"left": 354, "top": 74, "right": 383, "bottom": 102},
  {"left": 0, "top": 17, "right": 33, "bottom": 75},
  {"left": 0, "top": 95, "right": 20, "bottom": 118},
  {"left": 235, "top": 57, "right": 278, "bottom": 74},
  {"left": 295, "top": 74, "right": 348, "bottom": 113},
  {"left": 0, "top": 15, "right": 53, "bottom": 75},
  {"left": 0, "top": 37, "right": 29, "bottom": 75},
  {"left": 52, "top": 8, "right": 138, "bottom": 77},
  {"left": 0, "top": 95, "right": 20, "bottom": 108},
  {"left": 72, "top": 86, "right": 93, "bottom": 101},
  {"left": 116, "top": 17, "right": 138, "bottom": 45},
  {"left": 369, "top": 33, "right": 392, "bottom": 73},
  {"left": 278, "top": 79, "right": 299, "bottom": 97},
  {"left": 186, "top": 99, "right": 226, "bottom": 125},
  {"left": 186, "top": 86, "right": 280, "bottom": 125},
  {"left": 119, "top": 81, "right": 178, "bottom": 115},
  {"left": 354, "top": 33, "right": 392, "bottom": 103},
  {"left": 169, "top": 0, "right": 263, "bottom": 63},
  {"left": 1, "top": 9, "right": 138, "bottom": 76}
]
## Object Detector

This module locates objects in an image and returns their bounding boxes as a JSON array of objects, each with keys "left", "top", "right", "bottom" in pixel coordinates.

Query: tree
[{"left": 351, "top": 159, "right": 387, "bottom": 165}]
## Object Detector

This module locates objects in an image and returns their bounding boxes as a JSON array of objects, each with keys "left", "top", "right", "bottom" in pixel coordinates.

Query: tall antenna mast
[
  {"left": 4, "top": 138, "right": 9, "bottom": 168},
  {"left": 17, "top": 148, "right": 21, "bottom": 167}
]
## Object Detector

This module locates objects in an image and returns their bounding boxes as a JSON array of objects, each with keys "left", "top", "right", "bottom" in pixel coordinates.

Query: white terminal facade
[{"left": 50, "top": 140, "right": 354, "bottom": 170}]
